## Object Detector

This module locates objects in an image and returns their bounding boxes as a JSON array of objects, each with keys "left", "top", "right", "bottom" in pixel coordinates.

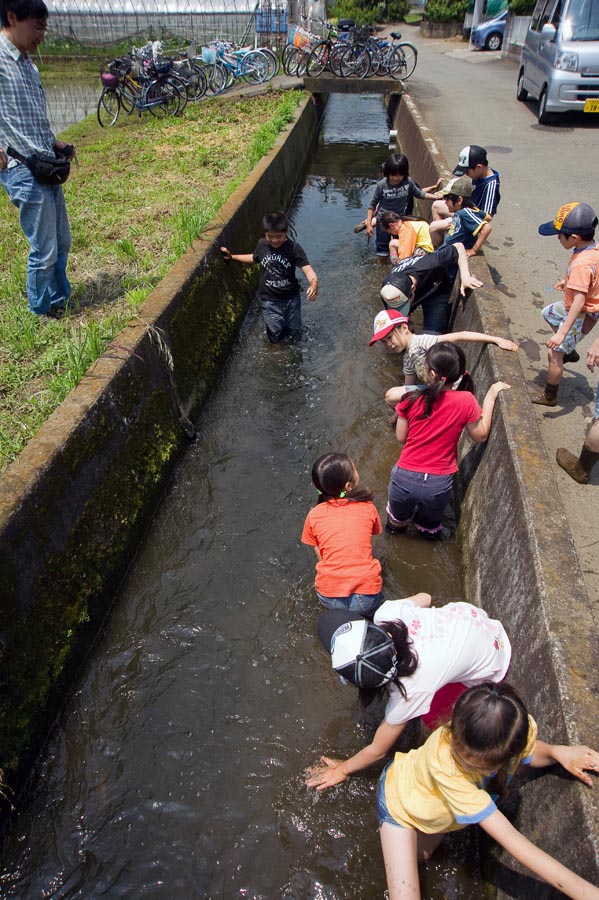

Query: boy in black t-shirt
[{"left": 221, "top": 211, "right": 318, "bottom": 343}]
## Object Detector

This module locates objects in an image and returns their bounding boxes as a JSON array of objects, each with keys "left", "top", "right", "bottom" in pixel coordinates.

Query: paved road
[{"left": 400, "top": 31, "right": 599, "bottom": 616}]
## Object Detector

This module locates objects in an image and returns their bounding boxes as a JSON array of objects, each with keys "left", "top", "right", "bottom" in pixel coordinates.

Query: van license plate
[{"left": 583, "top": 99, "right": 599, "bottom": 112}]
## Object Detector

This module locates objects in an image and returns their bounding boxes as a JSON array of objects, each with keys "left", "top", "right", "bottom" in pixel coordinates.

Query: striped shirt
[
  {"left": 0, "top": 31, "right": 56, "bottom": 166},
  {"left": 471, "top": 169, "right": 500, "bottom": 217}
]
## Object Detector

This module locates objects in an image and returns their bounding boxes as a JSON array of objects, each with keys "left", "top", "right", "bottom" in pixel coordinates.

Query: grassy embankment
[{"left": 0, "top": 77, "right": 304, "bottom": 473}]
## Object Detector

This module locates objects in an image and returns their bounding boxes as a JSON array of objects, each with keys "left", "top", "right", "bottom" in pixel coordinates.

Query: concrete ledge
[
  {"left": 303, "top": 76, "right": 402, "bottom": 95},
  {"left": 0, "top": 92, "right": 320, "bottom": 777},
  {"left": 392, "top": 93, "right": 599, "bottom": 892}
]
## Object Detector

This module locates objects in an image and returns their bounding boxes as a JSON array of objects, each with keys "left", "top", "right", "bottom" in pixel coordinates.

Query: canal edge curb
[{"left": 392, "top": 89, "right": 599, "bottom": 890}]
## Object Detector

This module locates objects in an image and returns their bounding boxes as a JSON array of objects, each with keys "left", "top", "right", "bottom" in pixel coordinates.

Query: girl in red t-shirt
[
  {"left": 302, "top": 452, "right": 384, "bottom": 616},
  {"left": 387, "top": 343, "right": 509, "bottom": 538}
]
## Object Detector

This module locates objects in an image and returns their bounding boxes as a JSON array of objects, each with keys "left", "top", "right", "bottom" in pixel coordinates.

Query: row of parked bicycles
[
  {"left": 282, "top": 22, "right": 418, "bottom": 80},
  {"left": 96, "top": 22, "right": 419, "bottom": 127},
  {"left": 97, "top": 39, "right": 279, "bottom": 127}
]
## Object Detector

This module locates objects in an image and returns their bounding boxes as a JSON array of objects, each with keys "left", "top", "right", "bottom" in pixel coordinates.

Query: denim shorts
[
  {"left": 376, "top": 761, "right": 405, "bottom": 828},
  {"left": 387, "top": 466, "right": 454, "bottom": 533},
  {"left": 316, "top": 590, "right": 385, "bottom": 617},
  {"left": 542, "top": 300, "right": 599, "bottom": 355}
]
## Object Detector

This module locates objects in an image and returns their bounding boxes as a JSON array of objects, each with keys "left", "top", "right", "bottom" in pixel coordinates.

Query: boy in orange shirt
[{"left": 532, "top": 202, "right": 599, "bottom": 407}]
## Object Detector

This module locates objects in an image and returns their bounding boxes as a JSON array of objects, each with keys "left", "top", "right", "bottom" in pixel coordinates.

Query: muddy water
[{"left": 0, "top": 96, "right": 482, "bottom": 899}]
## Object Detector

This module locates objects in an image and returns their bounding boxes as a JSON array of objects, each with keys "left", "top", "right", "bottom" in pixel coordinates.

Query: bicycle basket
[
  {"left": 152, "top": 60, "right": 172, "bottom": 74},
  {"left": 201, "top": 46, "right": 216, "bottom": 63},
  {"left": 291, "top": 26, "right": 310, "bottom": 49},
  {"left": 108, "top": 57, "right": 132, "bottom": 77},
  {"left": 100, "top": 72, "right": 119, "bottom": 87},
  {"left": 352, "top": 25, "right": 372, "bottom": 43}
]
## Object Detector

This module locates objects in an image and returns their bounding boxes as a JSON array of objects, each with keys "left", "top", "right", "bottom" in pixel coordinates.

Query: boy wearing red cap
[{"left": 533, "top": 202, "right": 599, "bottom": 407}]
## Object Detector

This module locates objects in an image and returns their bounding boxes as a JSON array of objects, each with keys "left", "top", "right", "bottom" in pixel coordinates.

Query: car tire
[
  {"left": 516, "top": 69, "right": 528, "bottom": 101},
  {"left": 538, "top": 87, "right": 552, "bottom": 124},
  {"left": 485, "top": 32, "right": 502, "bottom": 51}
]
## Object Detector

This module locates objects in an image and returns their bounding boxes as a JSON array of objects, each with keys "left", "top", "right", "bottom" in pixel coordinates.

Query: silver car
[{"left": 517, "top": 0, "right": 599, "bottom": 124}]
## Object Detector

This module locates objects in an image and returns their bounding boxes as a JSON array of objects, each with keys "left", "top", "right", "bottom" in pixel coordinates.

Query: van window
[
  {"left": 531, "top": 0, "right": 551, "bottom": 31},
  {"left": 565, "top": 0, "right": 599, "bottom": 41}
]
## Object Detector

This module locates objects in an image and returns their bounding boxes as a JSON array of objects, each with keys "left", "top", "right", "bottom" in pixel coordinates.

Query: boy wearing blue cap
[{"left": 532, "top": 202, "right": 599, "bottom": 407}]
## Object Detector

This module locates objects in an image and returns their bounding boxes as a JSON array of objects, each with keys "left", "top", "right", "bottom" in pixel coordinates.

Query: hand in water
[{"left": 305, "top": 756, "right": 348, "bottom": 790}]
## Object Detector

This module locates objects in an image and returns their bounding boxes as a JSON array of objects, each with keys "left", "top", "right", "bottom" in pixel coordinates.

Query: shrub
[
  {"left": 330, "top": 0, "right": 410, "bottom": 25},
  {"left": 508, "top": 0, "right": 535, "bottom": 14},
  {"left": 425, "top": 0, "right": 469, "bottom": 21}
]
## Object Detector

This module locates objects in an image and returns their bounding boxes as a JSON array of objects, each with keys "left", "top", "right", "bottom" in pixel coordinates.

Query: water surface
[{"left": 0, "top": 95, "right": 480, "bottom": 899}]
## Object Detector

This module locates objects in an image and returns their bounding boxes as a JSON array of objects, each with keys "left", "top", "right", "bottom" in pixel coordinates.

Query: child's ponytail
[
  {"left": 311, "top": 452, "right": 374, "bottom": 504},
  {"left": 403, "top": 342, "right": 474, "bottom": 419}
]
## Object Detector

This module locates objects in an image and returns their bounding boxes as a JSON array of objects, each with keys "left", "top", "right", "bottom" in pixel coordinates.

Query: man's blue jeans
[{"left": 1, "top": 164, "right": 71, "bottom": 315}]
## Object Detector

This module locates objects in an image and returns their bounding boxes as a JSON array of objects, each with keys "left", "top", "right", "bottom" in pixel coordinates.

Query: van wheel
[
  {"left": 538, "top": 87, "right": 552, "bottom": 124},
  {"left": 516, "top": 69, "right": 528, "bottom": 101},
  {"left": 485, "top": 32, "right": 502, "bottom": 51}
]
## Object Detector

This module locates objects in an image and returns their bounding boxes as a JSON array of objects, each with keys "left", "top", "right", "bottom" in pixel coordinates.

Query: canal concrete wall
[
  {"left": 392, "top": 92, "right": 599, "bottom": 894},
  {"left": 0, "top": 92, "right": 321, "bottom": 781}
]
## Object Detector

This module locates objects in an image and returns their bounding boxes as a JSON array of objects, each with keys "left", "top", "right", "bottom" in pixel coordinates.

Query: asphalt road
[{"left": 402, "top": 31, "right": 599, "bottom": 615}]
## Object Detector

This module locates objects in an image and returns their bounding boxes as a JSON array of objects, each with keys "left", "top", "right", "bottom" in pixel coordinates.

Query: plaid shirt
[{"left": 0, "top": 31, "right": 56, "bottom": 164}]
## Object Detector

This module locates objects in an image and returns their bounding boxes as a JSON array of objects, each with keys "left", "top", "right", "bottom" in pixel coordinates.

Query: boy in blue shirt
[
  {"left": 431, "top": 145, "right": 501, "bottom": 224},
  {"left": 430, "top": 176, "right": 493, "bottom": 256}
]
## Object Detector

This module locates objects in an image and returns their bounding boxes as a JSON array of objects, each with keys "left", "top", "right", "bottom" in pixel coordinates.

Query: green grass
[{"left": 0, "top": 87, "right": 303, "bottom": 472}]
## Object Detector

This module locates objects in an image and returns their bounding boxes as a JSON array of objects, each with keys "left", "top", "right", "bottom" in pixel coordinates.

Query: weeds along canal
[{"left": 0, "top": 95, "right": 482, "bottom": 898}]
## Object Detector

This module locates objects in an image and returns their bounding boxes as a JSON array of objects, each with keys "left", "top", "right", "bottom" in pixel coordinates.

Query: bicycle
[
  {"left": 97, "top": 61, "right": 183, "bottom": 127},
  {"left": 209, "top": 40, "right": 271, "bottom": 88},
  {"left": 382, "top": 32, "right": 418, "bottom": 79}
]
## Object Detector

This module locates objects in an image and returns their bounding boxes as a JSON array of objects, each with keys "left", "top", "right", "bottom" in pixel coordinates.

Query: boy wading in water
[{"left": 221, "top": 211, "right": 318, "bottom": 343}]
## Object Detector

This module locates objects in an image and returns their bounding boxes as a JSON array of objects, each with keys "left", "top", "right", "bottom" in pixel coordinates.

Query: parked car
[
  {"left": 470, "top": 9, "right": 508, "bottom": 50},
  {"left": 517, "top": 0, "right": 599, "bottom": 124}
]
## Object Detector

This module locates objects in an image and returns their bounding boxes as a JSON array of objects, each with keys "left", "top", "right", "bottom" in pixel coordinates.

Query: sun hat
[
  {"left": 317, "top": 609, "right": 398, "bottom": 689},
  {"left": 380, "top": 273, "right": 413, "bottom": 314},
  {"left": 440, "top": 175, "right": 474, "bottom": 198},
  {"left": 538, "top": 202, "right": 598, "bottom": 236},
  {"left": 369, "top": 308, "right": 410, "bottom": 345},
  {"left": 453, "top": 145, "right": 487, "bottom": 176}
]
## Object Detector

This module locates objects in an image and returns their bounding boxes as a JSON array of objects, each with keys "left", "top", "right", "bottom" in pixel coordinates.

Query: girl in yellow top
[
  {"left": 379, "top": 211, "right": 434, "bottom": 265},
  {"left": 377, "top": 683, "right": 599, "bottom": 900}
]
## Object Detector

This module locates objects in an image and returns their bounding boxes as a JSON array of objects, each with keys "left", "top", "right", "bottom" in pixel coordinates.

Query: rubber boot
[
  {"left": 532, "top": 382, "right": 559, "bottom": 407},
  {"left": 556, "top": 445, "right": 599, "bottom": 484}
]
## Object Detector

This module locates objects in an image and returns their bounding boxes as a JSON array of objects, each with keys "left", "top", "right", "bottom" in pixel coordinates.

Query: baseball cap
[
  {"left": 453, "top": 145, "right": 487, "bottom": 176},
  {"left": 369, "top": 308, "right": 410, "bottom": 344},
  {"left": 440, "top": 175, "right": 474, "bottom": 198},
  {"left": 538, "top": 202, "right": 598, "bottom": 236},
  {"left": 317, "top": 610, "right": 398, "bottom": 689},
  {"left": 380, "top": 273, "right": 413, "bottom": 314}
]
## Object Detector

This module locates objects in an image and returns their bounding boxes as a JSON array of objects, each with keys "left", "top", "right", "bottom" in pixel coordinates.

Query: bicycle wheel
[
  {"left": 166, "top": 75, "right": 189, "bottom": 114},
  {"left": 259, "top": 46, "right": 279, "bottom": 79},
  {"left": 306, "top": 41, "right": 329, "bottom": 76},
  {"left": 97, "top": 87, "right": 120, "bottom": 127},
  {"left": 205, "top": 61, "right": 227, "bottom": 94},
  {"left": 282, "top": 43, "right": 297, "bottom": 75},
  {"left": 396, "top": 42, "right": 417, "bottom": 79},
  {"left": 339, "top": 44, "right": 371, "bottom": 79},
  {"left": 329, "top": 43, "right": 347, "bottom": 77},
  {"left": 145, "top": 79, "right": 181, "bottom": 117},
  {"left": 187, "top": 64, "right": 208, "bottom": 100},
  {"left": 241, "top": 50, "right": 270, "bottom": 84}
]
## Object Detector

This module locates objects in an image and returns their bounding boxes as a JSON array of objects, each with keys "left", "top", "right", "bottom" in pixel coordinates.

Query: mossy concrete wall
[
  {"left": 0, "top": 92, "right": 321, "bottom": 781},
  {"left": 392, "top": 93, "right": 599, "bottom": 894}
]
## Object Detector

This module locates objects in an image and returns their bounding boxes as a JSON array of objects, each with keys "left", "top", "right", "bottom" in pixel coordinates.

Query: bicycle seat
[{"left": 390, "top": 31, "right": 402, "bottom": 39}]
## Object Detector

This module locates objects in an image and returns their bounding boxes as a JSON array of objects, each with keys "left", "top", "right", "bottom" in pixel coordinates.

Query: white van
[{"left": 517, "top": 0, "right": 599, "bottom": 123}]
